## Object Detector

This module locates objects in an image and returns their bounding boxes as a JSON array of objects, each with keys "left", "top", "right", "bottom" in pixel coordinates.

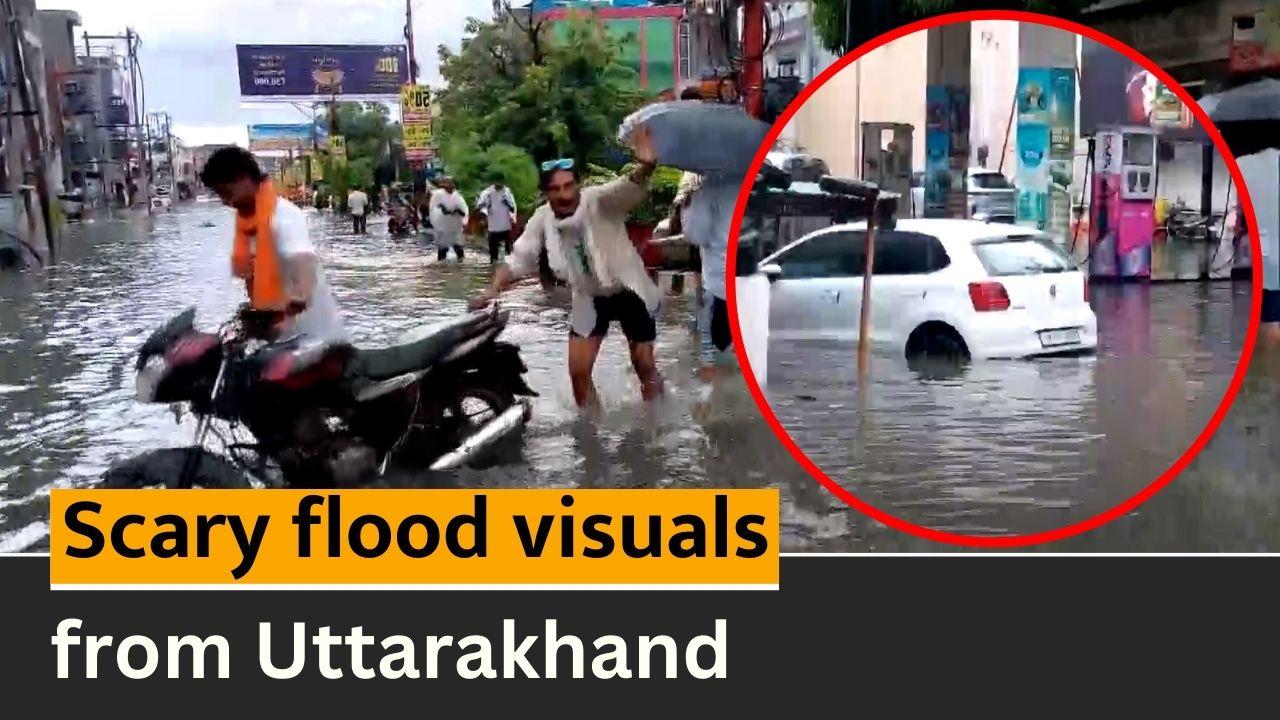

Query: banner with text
[{"left": 237, "top": 44, "right": 408, "bottom": 99}]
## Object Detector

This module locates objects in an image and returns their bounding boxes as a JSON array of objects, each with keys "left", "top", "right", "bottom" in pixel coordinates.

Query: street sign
[
  {"left": 400, "top": 84, "right": 431, "bottom": 122},
  {"left": 329, "top": 135, "right": 346, "bottom": 163}
]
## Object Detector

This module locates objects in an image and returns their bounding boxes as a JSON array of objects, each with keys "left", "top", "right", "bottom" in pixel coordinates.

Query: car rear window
[
  {"left": 973, "top": 235, "right": 1072, "bottom": 276},
  {"left": 971, "top": 173, "right": 1014, "bottom": 189}
]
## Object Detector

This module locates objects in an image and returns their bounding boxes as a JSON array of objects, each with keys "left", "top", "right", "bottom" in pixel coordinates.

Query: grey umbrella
[
  {"left": 618, "top": 100, "right": 771, "bottom": 174},
  {"left": 1199, "top": 79, "right": 1280, "bottom": 156},
  {"left": 1200, "top": 78, "right": 1280, "bottom": 123}
]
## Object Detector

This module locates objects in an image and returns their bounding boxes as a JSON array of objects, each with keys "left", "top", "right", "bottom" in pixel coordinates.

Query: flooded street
[
  {"left": 0, "top": 203, "right": 805, "bottom": 552},
  {"left": 0, "top": 203, "right": 1277, "bottom": 551}
]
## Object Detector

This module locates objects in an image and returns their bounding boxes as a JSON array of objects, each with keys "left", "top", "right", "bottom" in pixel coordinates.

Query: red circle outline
[{"left": 725, "top": 9, "right": 1263, "bottom": 548}]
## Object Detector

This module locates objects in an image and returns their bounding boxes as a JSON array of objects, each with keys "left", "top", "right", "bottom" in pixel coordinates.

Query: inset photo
[{"left": 732, "top": 17, "right": 1260, "bottom": 541}]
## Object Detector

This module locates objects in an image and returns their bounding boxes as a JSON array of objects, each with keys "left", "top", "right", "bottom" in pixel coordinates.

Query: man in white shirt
[
  {"left": 198, "top": 147, "right": 347, "bottom": 343},
  {"left": 470, "top": 128, "right": 661, "bottom": 408},
  {"left": 347, "top": 187, "right": 369, "bottom": 235},
  {"left": 430, "top": 176, "right": 469, "bottom": 262},
  {"left": 478, "top": 175, "right": 518, "bottom": 262},
  {"left": 1237, "top": 148, "right": 1280, "bottom": 349}
]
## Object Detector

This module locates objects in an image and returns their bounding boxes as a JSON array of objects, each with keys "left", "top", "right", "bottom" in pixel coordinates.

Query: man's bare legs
[
  {"left": 568, "top": 334, "right": 605, "bottom": 409},
  {"left": 1262, "top": 322, "right": 1280, "bottom": 351},
  {"left": 628, "top": 341, "right": 664, "bottom": 402}
]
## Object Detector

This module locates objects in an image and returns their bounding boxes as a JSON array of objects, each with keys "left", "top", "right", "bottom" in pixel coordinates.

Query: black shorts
[
  {"left": 709, "top": 296, "right": 731, "bottom": 352},
  {"left": 571, "top": 290, "right": 658, "bottom": 344},
  {"left": 1264, "top": 289, "right": 1280, "bottom": 323}
]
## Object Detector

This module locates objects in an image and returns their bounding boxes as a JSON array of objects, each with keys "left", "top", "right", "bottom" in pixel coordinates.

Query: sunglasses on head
[{"left": 540, "top": 158, "right": 575, "bottom": 173}]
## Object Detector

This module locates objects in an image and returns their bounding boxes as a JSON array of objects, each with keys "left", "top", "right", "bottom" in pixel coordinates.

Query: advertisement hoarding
[
  {"left": 1016, "top": 68, "right": 1052, "bottom": 230},
  {"left": 236, "top": 44, "right": 408, "bottom": 99},
  {"left": 246, "top": 123, "right": 327, "bottom": 153},
  {"left": 1080, "top": 39, "right": 1200, "bottom": 140},
  {"left": 399, "top": 84, "right": 433, "bottom": 163}
]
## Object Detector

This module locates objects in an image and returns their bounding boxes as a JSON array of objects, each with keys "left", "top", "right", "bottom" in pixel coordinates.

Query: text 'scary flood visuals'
[{"left": 1, "top": 0, "right": 1279, "bottom": 710}]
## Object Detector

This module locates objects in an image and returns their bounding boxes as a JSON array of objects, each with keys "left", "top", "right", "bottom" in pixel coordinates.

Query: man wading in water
[{"left": 470, "top": 128, "right": 662, "bottom": 408}]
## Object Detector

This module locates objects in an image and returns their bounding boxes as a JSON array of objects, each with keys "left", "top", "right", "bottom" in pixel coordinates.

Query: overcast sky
[{"left": 36, "top": 0, "right": 495, "bottom": 146}]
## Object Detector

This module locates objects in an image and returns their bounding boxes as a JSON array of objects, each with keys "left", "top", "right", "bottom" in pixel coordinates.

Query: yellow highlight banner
[{"left": 49, "top": 489, "right": 778, "bottom": 587}]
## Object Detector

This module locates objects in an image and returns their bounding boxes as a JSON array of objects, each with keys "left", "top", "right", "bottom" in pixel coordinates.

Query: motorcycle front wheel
[{"left": 100, "top": 447, "right": 254, "bottom": 489}]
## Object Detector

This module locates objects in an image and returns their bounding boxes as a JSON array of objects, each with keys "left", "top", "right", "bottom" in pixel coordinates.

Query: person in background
[
  {"left": 430, "top": 176, "right": 469, "bottom": 262},
  {"left": 198, "top": 146, "right": 346, "bottom": 343},
  {"left": 478, "top": 174, "right": 518, "bottom": 263},
  {"left": 347, "top": 186, "right": 369, "bottom": 235},
  {"left": 469, "top": 128, "right": 662, "bottom": 409}
]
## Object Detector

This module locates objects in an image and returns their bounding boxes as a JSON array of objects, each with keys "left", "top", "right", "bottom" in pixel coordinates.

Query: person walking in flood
[
  {"left": 469, "top": 127, "right": 662, "bottom": 409},
  {"left": 347, "top": 186, "right": 369, "bottom": 235},
  {"left": 430, "top": 176, "right": 469, "bottom": 262},
  {"left": 478, "top": 175, "right": 518, "bottom": 262},
  {"left": 199, "top": 146, "right": 347, "bottom": 343}
]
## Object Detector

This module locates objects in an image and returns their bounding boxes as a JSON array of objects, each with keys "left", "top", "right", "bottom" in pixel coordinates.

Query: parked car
[
  {"left": 966, "top": 168, "right": 1017, "bottom": 223},
  {"left": 765, "top": 151, "right": 830, "bottom": 183},
  {"left": 151, "top": 186, "right": 172, "bottom": 212},
  {"left": 909, "top": 168, "right": 1018, "bottom": 222},
  {"left": 756, "top": 219, "right": 1097, "bottom": 360}
]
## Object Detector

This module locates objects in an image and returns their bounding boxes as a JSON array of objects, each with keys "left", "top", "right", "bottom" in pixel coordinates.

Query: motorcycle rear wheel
[{"left": 100, "top": 447, "right": 254, "bottom": 489}]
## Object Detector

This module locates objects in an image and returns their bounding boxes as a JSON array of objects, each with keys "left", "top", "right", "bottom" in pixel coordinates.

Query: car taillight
[{"left": 969, "top": 281, "right": 1011, "bottom": 312}]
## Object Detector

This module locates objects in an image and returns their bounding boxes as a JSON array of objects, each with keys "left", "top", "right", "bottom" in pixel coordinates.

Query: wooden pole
[{"left": 857, "top": 199, "right": 877, "bottom": 383}]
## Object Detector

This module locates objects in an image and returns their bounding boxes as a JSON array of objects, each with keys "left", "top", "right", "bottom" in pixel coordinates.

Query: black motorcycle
[{"left": 103, "top": 304, "right": 536, "bottom": 489}]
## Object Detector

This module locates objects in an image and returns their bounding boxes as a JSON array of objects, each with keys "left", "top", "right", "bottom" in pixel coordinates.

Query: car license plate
[{"left": 1039, "top": 328, "right": 1081, "bottom": 347}]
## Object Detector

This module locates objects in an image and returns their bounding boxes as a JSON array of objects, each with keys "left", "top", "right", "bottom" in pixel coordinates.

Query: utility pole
[
  {"left": 125, "top": 28, "right": 150, "bottom": 213},
  {"left": 741, "top": 0, "right": 765, "bottom": 119},
  {"left": 3, "top": 0, "right": 57, "bottom": 263},
  {"left": 405, "top": 0, "right": 417, "bottom": 84}
]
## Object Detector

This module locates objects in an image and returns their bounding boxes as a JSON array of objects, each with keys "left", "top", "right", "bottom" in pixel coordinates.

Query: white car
[{"left": 756, "top": 219, "right": 1097, "bottom": 360}]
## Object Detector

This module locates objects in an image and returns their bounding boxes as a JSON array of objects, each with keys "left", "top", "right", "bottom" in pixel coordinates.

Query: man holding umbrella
[{"left": 1202, "top": 78, "right": 1280, "bottom": 348}]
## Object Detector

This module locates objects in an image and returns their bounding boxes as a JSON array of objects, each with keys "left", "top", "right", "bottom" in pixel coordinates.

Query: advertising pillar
[
  {"left": 925, "top": 24, "right": 970, "bottom": 219},
  {"left": 1016, "top": 24, "right": 1077, "bottom": 235}
]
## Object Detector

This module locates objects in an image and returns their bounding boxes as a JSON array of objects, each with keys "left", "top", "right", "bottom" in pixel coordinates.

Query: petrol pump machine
[{"left": 1090, "top": 126, "right": 1157, "bottom": 279}]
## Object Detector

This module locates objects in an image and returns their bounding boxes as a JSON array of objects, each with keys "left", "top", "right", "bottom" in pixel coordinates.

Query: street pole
[
  {"left": 125, "top": 29, "right": 150, "bottom": 214},
  {"left": 3, "top": 0, "right": 56, "bottom": 262},
  {"left": 858, "top": 201, "right": 877, "bottom": 384},
  {"left": 741, "top": 0, "right": 765, "bottom": 118},
  {"left": 405, "top": 0, "right": 418, "bottom": 84}
]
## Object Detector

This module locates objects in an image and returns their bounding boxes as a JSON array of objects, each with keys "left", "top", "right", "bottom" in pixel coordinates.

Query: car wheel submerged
[{"left": 905, "top": 322, "right": 971, "bottom": 374}]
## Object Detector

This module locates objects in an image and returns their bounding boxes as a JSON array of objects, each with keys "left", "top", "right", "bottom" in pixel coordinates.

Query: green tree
[
  {"left": 436, "top": 10, "right": 646, "bottom": 169},
  {"left": 317, "top": 101, "right": 408, "bottom": 210},
  {"left": 812, "top": 0, "right": 1097, "bottom": 54}
]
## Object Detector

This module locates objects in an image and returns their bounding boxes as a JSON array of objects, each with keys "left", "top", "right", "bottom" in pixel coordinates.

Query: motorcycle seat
[{"left": 352, "top": 310, "right": 501, "bottom": 381}]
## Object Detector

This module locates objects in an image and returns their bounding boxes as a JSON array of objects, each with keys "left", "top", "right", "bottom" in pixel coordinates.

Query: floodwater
[
  {"left": 0, "top": 203, "right": 801, "bottom": 552},
  {"left": 0, "top": 202, "right": 1276, "bottom": 552}
]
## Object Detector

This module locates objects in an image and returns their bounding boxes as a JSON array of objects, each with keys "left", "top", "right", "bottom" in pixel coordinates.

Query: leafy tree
[
  {"left": 436, "top": 10, "right": 646, "bottom": 169},
  {"left": 812, "top": 0, "right": 1097, "bottom": 54},
  {"left": 316, "top": 101, "right": 408, "bottom": 210}
]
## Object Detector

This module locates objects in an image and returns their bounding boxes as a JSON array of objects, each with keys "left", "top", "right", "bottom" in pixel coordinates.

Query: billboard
[
  {"left": 399, "top": 85, "right": 432, "bottom": 162},
  {"left": 1080, "top": 39, "right": 1200, "bottom": 140},
  {"left": 236, "top": 44, "right": 408, "bottom": 98},
  {"left": 247, "top": 123, "right": 328, "bottom": 153}
]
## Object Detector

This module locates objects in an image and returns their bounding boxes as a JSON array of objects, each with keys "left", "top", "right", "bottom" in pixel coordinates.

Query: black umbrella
[{"left": 1201, "top": 78, "right": 1280, "bottom": 156}]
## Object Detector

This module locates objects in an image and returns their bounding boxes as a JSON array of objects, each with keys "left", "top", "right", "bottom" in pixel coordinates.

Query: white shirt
[
  {"left": 1237, "top": 149, "right": 1280, "bottom": 291},
  {"left": 264, "top": 199, "right": 347, "bottom": 342},
  {"left": 506, "top": 177, "right": 659, "bottom": 311},
  {"left": 347, "top": 190, "right": 368, "bottom": 216},
  {"left": 478, "top": 185, "right": 517, "bottom": 233},
  {"left": 429, "top": 189, "right": 470, "bottom": 237}
]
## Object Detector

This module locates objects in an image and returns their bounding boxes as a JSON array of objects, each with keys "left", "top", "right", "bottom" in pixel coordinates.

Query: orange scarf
[{"left": 231, "top": 179, "right": 286, "bottom": 310}]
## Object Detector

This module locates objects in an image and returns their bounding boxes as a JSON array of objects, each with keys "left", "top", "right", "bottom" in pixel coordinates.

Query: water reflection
[
  {"left": 0, "top": 204, "right": 1274, "bottom": 551},
  {"left": 766, "top": 281, "right": 1256, "bottom": 538}
]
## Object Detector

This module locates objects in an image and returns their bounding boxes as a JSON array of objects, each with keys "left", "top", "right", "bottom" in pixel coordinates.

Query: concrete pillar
[
  {"left": 1015, "top": 24, "right": 1078, "bottom": 239},
  {"left": 924, "top": 23, "right": 971, "bottom": 219}
]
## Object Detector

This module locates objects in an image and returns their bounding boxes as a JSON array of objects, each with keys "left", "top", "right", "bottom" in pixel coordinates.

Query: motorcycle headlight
[{"left": 136, "top": 355, "right": 168, "bottom": 402}]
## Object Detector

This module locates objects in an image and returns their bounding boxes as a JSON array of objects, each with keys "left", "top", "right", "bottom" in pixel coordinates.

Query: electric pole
[
  {"left": 741, "top": 0, "right": 765, "bottom": 119},
  {"left": 405, "top": 0, "right": 417, "bottom": 84}
]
